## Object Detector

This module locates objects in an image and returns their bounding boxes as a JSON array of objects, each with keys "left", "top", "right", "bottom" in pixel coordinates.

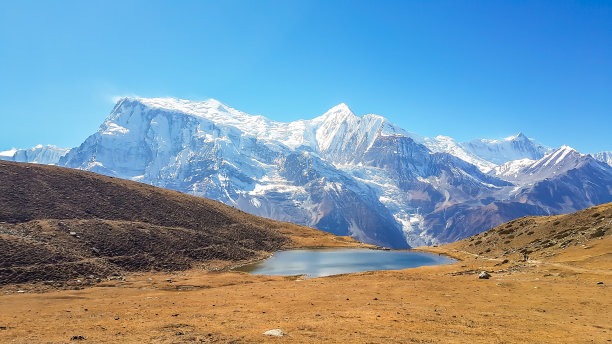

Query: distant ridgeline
[{"left": 2, "top": 97, "right": 612, "bottom": 248}]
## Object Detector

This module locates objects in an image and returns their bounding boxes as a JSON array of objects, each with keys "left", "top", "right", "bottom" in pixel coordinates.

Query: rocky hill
[
  {"left": 442, "top": 202, "right": 611, "bottom": 265},
  {"left": 0, "top": 161, "right": 359, "bottom": 287}
]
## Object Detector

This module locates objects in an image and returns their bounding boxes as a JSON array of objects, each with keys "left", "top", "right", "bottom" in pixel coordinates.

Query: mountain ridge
[{"left": 2, "top": 97, "right": 611, "bottom": 248}]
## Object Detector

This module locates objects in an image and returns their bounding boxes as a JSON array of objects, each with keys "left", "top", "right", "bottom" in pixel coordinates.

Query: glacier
[
  {"left": 0, "top": 145, "right": 70, "bottom": 165},
  {"left": 3, "top": 97, "right": 611, "bottom": 248}
]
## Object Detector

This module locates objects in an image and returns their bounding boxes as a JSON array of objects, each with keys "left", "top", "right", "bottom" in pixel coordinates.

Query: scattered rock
[
  {"left": 175, "top": 331, "right": 184, "bottom": 336},
  {"left": 69, "top": 232, "right": 77, "bottom": 236},
  {"left": 478, "top": 271, "right": 491, "bottom": 279},
  {"left": 597, "top": 281, "right": 604, "bottom": 285},
  {"left": 70, "top": 335, "right": 86, "bottom": 340},
  {"left": 263, "top": 329, "right": 286, "bottom": 337}
]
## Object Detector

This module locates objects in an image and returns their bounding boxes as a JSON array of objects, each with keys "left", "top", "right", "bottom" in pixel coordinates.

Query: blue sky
[{"left": 0, "top": 0, "right": 610, "bottom": 153}]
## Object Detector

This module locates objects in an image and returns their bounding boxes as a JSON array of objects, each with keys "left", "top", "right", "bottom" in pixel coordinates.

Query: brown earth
[{"left": 0, "top": 161, "right": 610, "bottom": 343}]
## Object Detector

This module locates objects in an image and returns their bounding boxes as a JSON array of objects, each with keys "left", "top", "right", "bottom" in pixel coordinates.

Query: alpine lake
[{"left": 234, "top": 248, "right": 455, "bottom": 278}]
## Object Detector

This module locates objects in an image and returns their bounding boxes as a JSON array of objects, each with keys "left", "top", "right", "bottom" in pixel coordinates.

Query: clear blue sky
[{"left": 1, "top": 0, "right": 610, "bottom": 153}]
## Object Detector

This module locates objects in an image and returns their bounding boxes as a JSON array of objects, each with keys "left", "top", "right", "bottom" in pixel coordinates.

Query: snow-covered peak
[
  {"left": 505, "top": 131, "right": 527, "bottom": 141},
  {"left": 591, "top": 151, "right": 612, "bottom": 167},
  {"left": 312, "top": 105, "right": 416, "bottom": 161},
  {"left": 315, "top": 103, "right": 355, "bottom": 121},
  {"left": 461, "top": 132, "right": 552, "bottom": 165},
  {"left": 106, "top": 97, "right": 419, "bottom": 158},
  {"left": 127, "top": 97, "right": 226, "bottom": 112},
  {"left": 477, "top": 131, "right": 527, "bottom": 145},
  {"left": 530, "top": 145, "right": 580, "bottom": 169},
  {"left": 498, "top": 145, "right": 589, "bottom": 183},
  {"left": 122, "top": 97, "right": 269, "bottom": 129},
  {"left": 559, "top": 145, "right": 577, "bottom": 153},
  {"left": 112, "top": 96, "right": 304, "bottom": 147}
]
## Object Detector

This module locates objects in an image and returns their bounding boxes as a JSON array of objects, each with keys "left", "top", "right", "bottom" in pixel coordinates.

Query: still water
[{"left": 235, "top": 248, "right": 454, "bottom": 278}]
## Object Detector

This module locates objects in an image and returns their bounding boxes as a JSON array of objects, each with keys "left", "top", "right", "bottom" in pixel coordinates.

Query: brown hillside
[
  {"left": 444, "top": 202, "right": 611, "bottom": 261},
  {"left": 0, "top": 161, "right": 364, "bottom": 287}
]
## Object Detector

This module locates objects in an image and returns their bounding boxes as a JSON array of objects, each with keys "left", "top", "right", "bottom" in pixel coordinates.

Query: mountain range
[{"left": 2, "top": 97, "right": 611, "bottom": 248}]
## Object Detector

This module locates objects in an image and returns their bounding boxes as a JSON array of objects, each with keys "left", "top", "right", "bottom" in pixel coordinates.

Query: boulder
[
  {"left": 263, "top": 329, "right": 287, "bottom": 337},
  {"left": 478, "top": 271, "right": 491, "bottom": 279}
]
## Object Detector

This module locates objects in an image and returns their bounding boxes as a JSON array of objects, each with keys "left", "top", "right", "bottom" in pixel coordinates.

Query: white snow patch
[
  {"left": 250, "top": 198, "right": 262, "bottom": 208},
  {"left": 103, "top": 123, "right": 130, "bottom": 135}
]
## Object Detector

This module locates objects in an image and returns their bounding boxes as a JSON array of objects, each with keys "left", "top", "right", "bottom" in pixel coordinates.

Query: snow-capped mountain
[
  {"left": 591, "top": 151, "right": 612, "bottom": 167},
  {"left": 5, "top": 97, "right": 612, "bottom": 248},
  {"left": 510, "top": 147, "right": 612, "bottom": 213},
  {"left": 461, "top": 132, "right": 553, "bottom": 165},
  {"left": 423, "top": 146, "right": 612, "bottom": 242},
  {"left": 506, "top": 146, "right": 586, "bottom": 182},
  {"left": 423, "top": 135, "right": 497, "bottom": 172},
  {"left": 59, "top": 98, "right": 412, "bottom": 247},
  {"left": 0, "top": 145, "right": 69, "bottom": 165}
]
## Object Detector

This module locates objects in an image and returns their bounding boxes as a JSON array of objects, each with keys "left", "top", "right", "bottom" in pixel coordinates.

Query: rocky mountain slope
[
  {"left": 3, "top": 97, "right": 611, "bottom": 248},
  {"left": 0, "top": 160, "right": 359, "bottom": 286}
]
